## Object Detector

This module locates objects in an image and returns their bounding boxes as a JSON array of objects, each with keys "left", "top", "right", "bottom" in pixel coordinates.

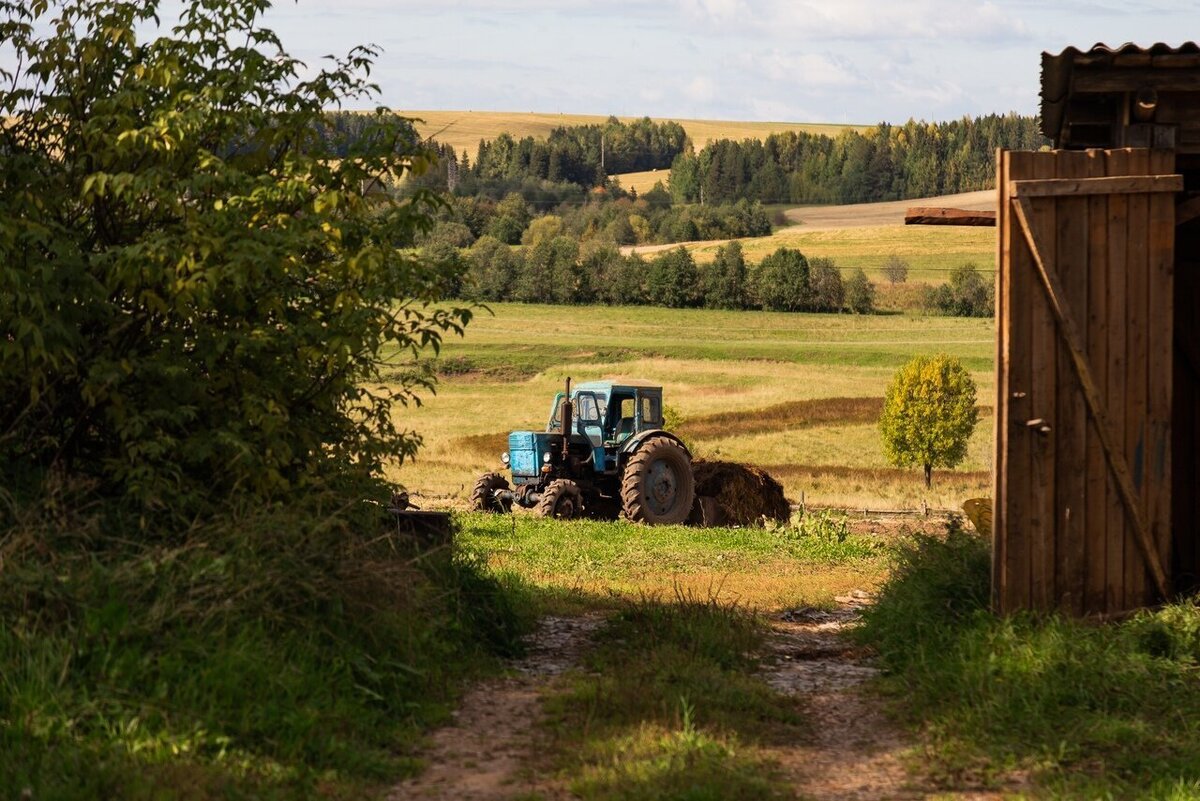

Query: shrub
[
  {"left": 882, "top": 254, "right": 910, "bottom": 284},
  {"left": 924, "top": 263, "right": 994, "bottom": 317},
  {"left": 843, "top": 267, "right": 876, "bottom": 314},
  {"left": 0, "top": 0, "right": 470, "bottom": 511}
]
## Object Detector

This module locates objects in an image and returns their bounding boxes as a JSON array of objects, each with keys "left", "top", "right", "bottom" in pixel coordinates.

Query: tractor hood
[{"left": 508, "top": 431, "right": 562, "bottom": 480}]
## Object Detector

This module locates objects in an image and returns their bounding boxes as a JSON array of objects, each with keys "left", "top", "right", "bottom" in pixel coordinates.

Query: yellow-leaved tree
[{"left": 879, "top": 354, "right": 979, "bottom": 488}]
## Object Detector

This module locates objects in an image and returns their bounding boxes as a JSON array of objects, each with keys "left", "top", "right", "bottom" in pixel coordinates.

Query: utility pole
[
  {"left": 447, "top": 148, "right": 459, "bottom": 192},
  {"left": 600, "top": 133, "right": 605, "bottom": 176}
]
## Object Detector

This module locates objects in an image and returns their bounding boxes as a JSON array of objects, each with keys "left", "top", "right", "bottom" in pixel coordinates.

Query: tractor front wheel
[
  {"left": 620, "top": 436, "right": 695, "bottom": 525},
  {"left": 536, "top": 479, "right": 584, "bottom": 520},
  {"left": 470, "top": 472, "right": 512, "bottom": 513}
]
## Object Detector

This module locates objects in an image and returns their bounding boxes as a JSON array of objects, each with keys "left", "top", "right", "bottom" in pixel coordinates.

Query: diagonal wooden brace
[{"left": 1011, "top": 195, "right": 1171, "bottom": 601}]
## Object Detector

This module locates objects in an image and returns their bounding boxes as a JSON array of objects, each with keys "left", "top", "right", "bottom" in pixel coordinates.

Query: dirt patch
[
  {"left": 693, "top": 460, "right": 791, "bottom": 526},
  {"left": 762, "top": 592, "right": 1010, "bottom": 800},
  {"left": 681, "top": 396, "right": 883, "bottom": 440},
  {"left": 454, "top": 431, "right": 510, "bottom": 460},
  {"left": 389, "top": 614, "right": 603, "bottom": 801},
  {"left": 764, "top": 462, "right": 992, "bottom": 487}
]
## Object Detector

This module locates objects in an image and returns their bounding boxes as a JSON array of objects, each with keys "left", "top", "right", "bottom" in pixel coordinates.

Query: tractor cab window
[
  {"left": 576, "top": 394, "right": 600, "bottom": 424},
  {"left": 640, "top": 395, "right": 662, "bottom": 427},
  {"left": 547, "top": 392, "right": 565, "bottom": 431},
  {"left": 611, "top": 396, "right": 636, "bottom": 441}
]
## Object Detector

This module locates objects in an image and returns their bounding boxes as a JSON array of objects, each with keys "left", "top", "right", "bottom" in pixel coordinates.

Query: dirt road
[{"left": 393, "top": 596, "right": 1011, "bottom": 800}]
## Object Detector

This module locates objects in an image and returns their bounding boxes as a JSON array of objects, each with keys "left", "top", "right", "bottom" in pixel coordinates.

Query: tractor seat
[{"left": 614, "top": 417, "right": 635, "bottom": 443}]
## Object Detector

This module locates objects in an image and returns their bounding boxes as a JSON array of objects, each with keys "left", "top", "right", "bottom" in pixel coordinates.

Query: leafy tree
[
  {"left": 753, "top": 247, "right": 810, "bottom": 311},
  {"left": 483, "top": 192, "right": 530, "bottom": 244},
  {"left": 879, "top": 355, "right": 979, "bottom": 487},
  {"left": 703, "top": 241, "right": 749, "bottom": 310},
  {"left": 809, "top": 258, "right": 845, "bottom": 312},
  {"left": 882, "top": 255, "right": 910, "bottom": 284},
  {"left": 465, "top": 236, "right": 520, "bottom": 301},
  {"left": 0, "top": 0, "right": 468, "bottom": 509},
  {"left": 647, "top": 247, "right": 700, "bottom": 308},
  {"left": 422, "top": 220, "right": 475, "bottom": 249},
  {"left": 521, "top": 214, "right": 564, "bottom": 247},
  {"left": 844, "top": 267, "right": 875, "bottom": 314}
]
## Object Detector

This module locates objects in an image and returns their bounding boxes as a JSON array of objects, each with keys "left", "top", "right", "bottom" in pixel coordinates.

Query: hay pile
[{"left": 691, "top": 461, "right": 791, "bottom": 526}]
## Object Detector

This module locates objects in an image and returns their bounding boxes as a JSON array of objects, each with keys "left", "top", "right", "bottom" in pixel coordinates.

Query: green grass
[
  {"left": 636, "top": 224, "right": 994, "bottom": 285},
  {"left": 458, "top": 511, "right": 888, "bottom": 611},
  {"left": 540, "top": 592, "right": 799, "bottom": 800},
  {"left": 0, "top": 488, "right": 534, "bottom": 800},
  {"left": 858, "top": 525, "right": 1200, "bottom": 799}
]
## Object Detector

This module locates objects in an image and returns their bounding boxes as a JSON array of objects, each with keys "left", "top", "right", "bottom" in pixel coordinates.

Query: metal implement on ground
[{"left": 470, "top": 378, "right": 695, "bottom": 523}]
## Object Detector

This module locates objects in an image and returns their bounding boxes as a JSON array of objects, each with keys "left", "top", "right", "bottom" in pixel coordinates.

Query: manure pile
[{"left": 692, "top": 460, "right": 791, "bottom": 526}]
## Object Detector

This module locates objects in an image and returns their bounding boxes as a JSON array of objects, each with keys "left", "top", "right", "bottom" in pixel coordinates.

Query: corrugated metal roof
[{"left": 1040, "top": 42, "right": 1200, "bottom": 143}]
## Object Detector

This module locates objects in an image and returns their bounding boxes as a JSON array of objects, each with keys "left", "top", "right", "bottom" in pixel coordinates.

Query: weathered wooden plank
[
  {"left": 905, "top": 207, "right": 997, "bottom": 226},
  {"left": 1011, "top": 174, "right": 1183, "bottom": 198},
  {"left": 1125, "top": 148, "right": 1152, "bottom": 609},
  {"left": 1003, "top": 149, "right": 1036, "bottom": 613},
  {"left": 1105, "top": 149, "right": 1131, "bottom": 612},
  {"left": 1084, "top": 149, "right": 1110, "bottom": 615},
  {"left": 1028, "top": 152, "right": 1058, "bottom": 612},
  {"left": 1074, "top": 67, "right": 1200, "bottom": 93},
  {"left": 992, "top": 149, "right": 1008, "bottom": 612},
  {"left": 1148, "top": 148, "right": 1175, "bottom": 599},
  {"left": 1012, "top": 193, "right": 1172, "bottom": 601},
  {"left": 1054, "top": 149, "right": 1090, "bottom": 616}
]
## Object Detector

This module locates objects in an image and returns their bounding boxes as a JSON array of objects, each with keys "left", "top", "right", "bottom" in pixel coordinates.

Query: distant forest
[
  {"left": 319, "top": 111, "right": 1047, "bottom": 206},
  {"left": 669, "top": 115, "right": 1048, "bottom": 205}
]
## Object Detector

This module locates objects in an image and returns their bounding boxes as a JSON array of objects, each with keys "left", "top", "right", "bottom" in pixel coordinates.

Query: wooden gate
[{"left": 994, "top": 148, "right": 1182, "bottom": 616}]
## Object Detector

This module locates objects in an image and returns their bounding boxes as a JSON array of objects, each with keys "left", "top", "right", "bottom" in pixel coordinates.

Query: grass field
[
  {"left": 386, "top": 303, "right": 995, "bottom": 511},
  {"left": 628, "top": 223, "right": 995, "bottom": 285},
  {"left": 459, "top": 511, "right": 891, "bottom": 611},
  {"left": 399, "top": 110, "right": 867, "bottom": 156},
  {"left": 611, "top": 168, "right": 671, "bottom": 195}
]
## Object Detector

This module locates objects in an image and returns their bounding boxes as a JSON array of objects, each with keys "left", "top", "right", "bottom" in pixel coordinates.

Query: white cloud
[
  {"left": 675, "top": 0, "right": 752, "bottom": 25},
  {"left": 670, "top": 0, "right": 1030, "bottom": 42},
  {"left": 683, "top": 75, "right": 718, "bottom": 103},
  {"left": 737, "top": 51, "right": 865, "bottom": 87}
]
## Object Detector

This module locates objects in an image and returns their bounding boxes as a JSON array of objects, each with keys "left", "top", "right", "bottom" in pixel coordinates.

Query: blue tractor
[{"left": 470, "top": 379, "right": 695, "bottom": 524}]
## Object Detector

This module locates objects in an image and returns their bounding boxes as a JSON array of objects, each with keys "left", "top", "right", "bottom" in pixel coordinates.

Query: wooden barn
[{"left": 990, "top": 43, "right": 1200, "bottom": 616}]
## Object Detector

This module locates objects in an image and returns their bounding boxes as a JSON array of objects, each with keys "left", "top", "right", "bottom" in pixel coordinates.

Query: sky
[
  {"left": 253, "top": 0, "right": 1200, "bottom": 124},
  {"left": 9, "top": 1, "right": 1200, "bottom": 125}
]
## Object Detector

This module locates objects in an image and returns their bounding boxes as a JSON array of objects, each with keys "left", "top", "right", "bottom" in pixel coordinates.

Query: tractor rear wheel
[
  {"left": 620, "top": 435, "right": 694, "bottom": 524},
  {"left": 470, "top": 472, "right": 512, "bottom": 513},
  {"left": 536, "top": 479, "right": 584, "bottom": 520}
]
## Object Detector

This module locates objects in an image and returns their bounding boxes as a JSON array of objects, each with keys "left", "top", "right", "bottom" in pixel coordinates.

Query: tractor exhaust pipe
[{"left": 561, "top": 377, "right": 573, "bottom": 460}]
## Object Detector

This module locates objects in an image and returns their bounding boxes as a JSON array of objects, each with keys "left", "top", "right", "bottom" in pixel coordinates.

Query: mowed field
[
  {"left": 385, "top": 304, "right": 995, "bottom": 512},
  {"left": 400, "top": 109, "right": 867, "bottom": 155}
]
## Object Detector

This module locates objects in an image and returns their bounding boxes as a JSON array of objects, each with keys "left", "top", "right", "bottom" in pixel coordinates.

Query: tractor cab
[{"left": 547, "top": 381, "right": 664, "bottom": 472}]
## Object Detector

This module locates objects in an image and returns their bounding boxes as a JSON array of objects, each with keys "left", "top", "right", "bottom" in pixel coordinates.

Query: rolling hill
[{"left": 399, "top": 109, "right": 868, "bottom": 156}]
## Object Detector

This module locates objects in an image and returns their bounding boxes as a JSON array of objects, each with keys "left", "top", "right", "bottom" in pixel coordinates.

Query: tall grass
[
  {"left": 859, "top": 523, "right": 1200, "bottom": 798},
  {"left": 0, "top": 481, "right": 534, "bottom": 799}
]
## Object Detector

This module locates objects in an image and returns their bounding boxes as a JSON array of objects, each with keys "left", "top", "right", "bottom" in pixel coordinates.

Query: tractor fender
[{"left": 618, "top": 429, "right": 692, "bottom": 463}]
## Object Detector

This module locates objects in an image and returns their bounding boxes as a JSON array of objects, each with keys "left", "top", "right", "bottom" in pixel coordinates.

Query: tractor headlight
[
  {"left": 543, "top": 452, "right": 552, "bottom": 464},
  {"left": 501, "top": 452, "right": 510, "bottom": 465}
]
